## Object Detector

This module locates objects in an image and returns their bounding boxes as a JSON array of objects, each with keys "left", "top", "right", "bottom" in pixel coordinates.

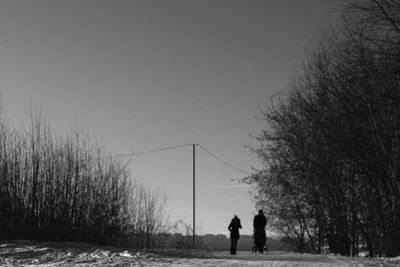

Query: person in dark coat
[
  {"left": 228, "top": 215, "right": 242, "bottom": 255},
  {"left": 253, "top": 209, "right": 267, "bottom": 253}
]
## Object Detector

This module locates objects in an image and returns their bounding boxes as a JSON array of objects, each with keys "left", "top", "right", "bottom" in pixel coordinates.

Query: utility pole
[{"left": 193, "top": 143, "right": 196, "bottom": 248}]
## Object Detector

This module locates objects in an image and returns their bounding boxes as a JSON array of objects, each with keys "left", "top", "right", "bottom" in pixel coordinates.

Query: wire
[
  {"left": 92, "top": 143, "right": 253, "bottom": 176},
  {"left": 94, "top": 144, "right": 193, "bottom": 160},
  {"left": 197, "top": 144, "right": 252, "bottom": 175}
]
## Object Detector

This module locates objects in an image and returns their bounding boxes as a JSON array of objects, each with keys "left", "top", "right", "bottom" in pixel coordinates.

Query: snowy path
[{"left": 1, "top": 242, "right": 399, "bottom": 266}]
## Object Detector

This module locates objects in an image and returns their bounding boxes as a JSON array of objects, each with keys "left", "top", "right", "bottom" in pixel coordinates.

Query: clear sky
[{"left": 0, "top": 0, "right": 339, "bottom": 235}]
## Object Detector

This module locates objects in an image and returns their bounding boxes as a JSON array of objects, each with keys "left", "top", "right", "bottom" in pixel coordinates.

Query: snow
[{"left": 0, "top": 241, "right": 399, "bottom": 266}]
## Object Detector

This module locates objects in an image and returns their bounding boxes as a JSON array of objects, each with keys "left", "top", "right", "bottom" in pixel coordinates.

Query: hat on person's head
[{"left": 258, "top": 209, "right": 263, "bottom": 214}]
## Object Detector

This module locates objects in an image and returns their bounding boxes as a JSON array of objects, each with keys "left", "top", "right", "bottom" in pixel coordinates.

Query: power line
[
  {"left": 92, "top": 143, "right": 253, "bottom": 176},
  {"left": 94, "top": 143, "right": 193, "bottom": 160},
  {"left": 197, "top": 144, "right": 252, "bottom": 175}
]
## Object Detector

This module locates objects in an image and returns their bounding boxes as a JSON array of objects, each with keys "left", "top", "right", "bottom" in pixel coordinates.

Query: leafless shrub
[{"left": 0, "top": 112, "right": 169, "bottom": 248}]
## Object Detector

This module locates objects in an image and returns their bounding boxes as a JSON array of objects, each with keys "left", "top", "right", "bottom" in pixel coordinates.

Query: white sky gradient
[{"left": 0, "top": 0, "right": 340, "bottom": 235}]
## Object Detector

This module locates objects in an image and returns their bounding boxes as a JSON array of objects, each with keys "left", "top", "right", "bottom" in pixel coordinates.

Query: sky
[{"left": 0, "top": 0, "right": 340, "bottom": 236}]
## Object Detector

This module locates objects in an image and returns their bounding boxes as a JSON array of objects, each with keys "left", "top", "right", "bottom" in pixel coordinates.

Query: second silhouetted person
[{"left": 253, "top": 209, "right": 267, "bottom": 253}]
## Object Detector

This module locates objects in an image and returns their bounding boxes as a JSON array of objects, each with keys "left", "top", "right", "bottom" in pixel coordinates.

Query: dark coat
[
  {"left": 253, "top": 213, "right": 267, "bottom": 246},
  {"left": 253, "top": 214, "right": 267, "bottom": 229},
  {"left": 228, "top": 217, "right": 242, "bottom": 239}
]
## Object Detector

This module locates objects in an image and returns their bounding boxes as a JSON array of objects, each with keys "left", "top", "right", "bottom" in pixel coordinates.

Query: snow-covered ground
[{"left": 1, "top": 241, "right": 399, "bottom": 266}]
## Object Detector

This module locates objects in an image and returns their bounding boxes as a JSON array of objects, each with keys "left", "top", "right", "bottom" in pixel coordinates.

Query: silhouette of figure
[
  {"left": 228, "top": 215, "right": 242, "bottom": 255},
  {"left": 253, "top": 209, "right": 267, "bottom": 253}
]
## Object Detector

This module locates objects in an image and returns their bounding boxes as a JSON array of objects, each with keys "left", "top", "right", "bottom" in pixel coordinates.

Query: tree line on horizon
[
  {"left": 245, "top": 0, "right": 400, "bottom": 257},
  {"left": 0, "top": 112, "right": 168, "bottom": 248}
]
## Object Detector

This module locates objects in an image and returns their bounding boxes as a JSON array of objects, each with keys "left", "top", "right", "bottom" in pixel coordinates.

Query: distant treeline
[
  {"left": 245, "top": 0, "right": 400, "bottom": 257},
  {"left": 0, "top": 112, "right": 168, "bottom": 248},
  {"left": 154, "top": 233, "right": 292, "bottom": 252},
  {"left": 202, "top": 235, "right": 292, "bottom": 252}
]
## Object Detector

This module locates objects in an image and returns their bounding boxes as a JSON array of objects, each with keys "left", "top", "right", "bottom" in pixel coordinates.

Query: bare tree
[{"left": 246, "top": 0, "right": 400, "bottom": 257}]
